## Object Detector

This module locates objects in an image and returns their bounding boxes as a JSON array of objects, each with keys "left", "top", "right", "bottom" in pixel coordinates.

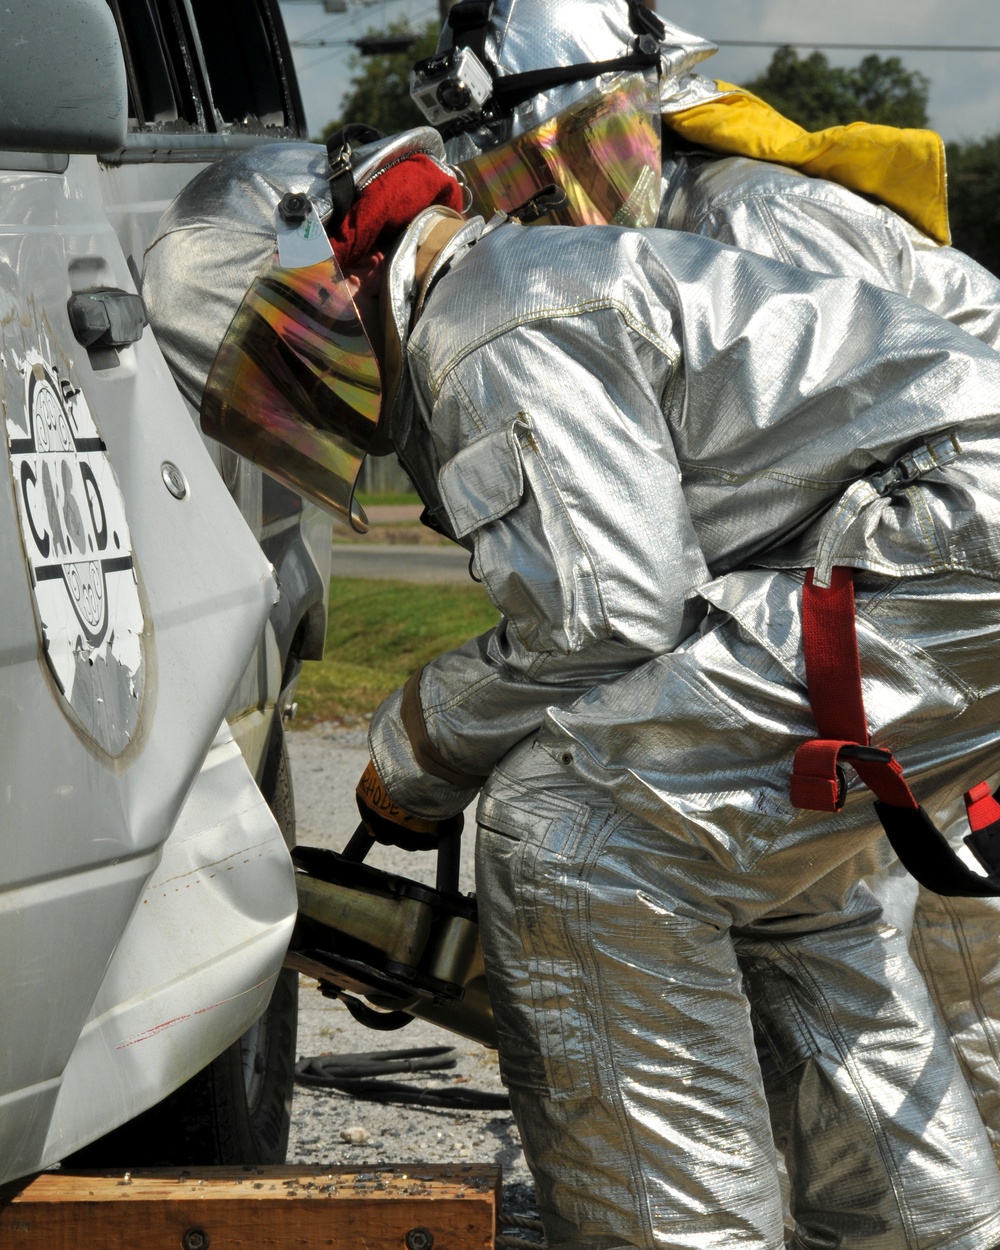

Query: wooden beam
[{"left": 0, "top": 1165, "right": 500, "bottom": 1250}]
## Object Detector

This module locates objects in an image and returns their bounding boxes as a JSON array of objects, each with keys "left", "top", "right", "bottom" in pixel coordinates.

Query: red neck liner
[{"left": 330, "top": 154, "right": 465, "bottom": 269}]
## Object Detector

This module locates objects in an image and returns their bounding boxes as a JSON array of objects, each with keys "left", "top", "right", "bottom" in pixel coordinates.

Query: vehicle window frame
[
  {"left": 107, "top": 0, "right": 203, "bottom": 129},
  {"left": 104, "top": 0, "right": 305, "bottom": 160}
]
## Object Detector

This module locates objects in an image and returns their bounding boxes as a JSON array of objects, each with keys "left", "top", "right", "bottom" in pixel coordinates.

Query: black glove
[{"left": 355, "top": 759, "right": 463, "bottom": 852}]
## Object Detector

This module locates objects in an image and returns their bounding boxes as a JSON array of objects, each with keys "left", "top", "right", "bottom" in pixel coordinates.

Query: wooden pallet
[{"left": 0, "top": 1164, "right": 500, "bottom": 1249}]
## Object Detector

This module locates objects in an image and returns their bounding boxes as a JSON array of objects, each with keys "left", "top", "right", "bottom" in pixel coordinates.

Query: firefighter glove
[{"left": 355, "top": 759, "right": 463, "bottom": 852}]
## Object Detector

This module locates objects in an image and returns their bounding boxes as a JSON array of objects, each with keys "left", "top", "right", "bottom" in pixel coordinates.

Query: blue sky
[{"left": 278, "top": 0, "right": 1000, "bottom": 144}]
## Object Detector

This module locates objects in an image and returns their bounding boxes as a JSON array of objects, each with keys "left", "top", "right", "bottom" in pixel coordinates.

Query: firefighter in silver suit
[
  {"left": 417, "top": 0, "right": 1000, "bottom": 1167},
  {"left": 144, "top": 133, "right": 1000, "bottom": 1249}
]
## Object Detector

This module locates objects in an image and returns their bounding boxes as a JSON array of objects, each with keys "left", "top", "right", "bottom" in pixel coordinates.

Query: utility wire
[
  {"left": 292, "top": 0, "right": 435, "bottom": 47},
  {"left": 713, "top": 40, "right": 1000, "bottom": 54},
  {"left": 292, "top": 0, "right": 425, "bottom": 46}
]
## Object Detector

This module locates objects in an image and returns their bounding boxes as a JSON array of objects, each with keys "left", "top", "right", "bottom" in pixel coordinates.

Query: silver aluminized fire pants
[{"left": 475, "top": 571, "right": 1000, "bottom": 1250}]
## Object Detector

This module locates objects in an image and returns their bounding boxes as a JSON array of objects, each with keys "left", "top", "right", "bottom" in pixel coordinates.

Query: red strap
[
  {"left": 791, "top": 738, "right": 852, "bottom": 810},
  {"left": 800, "top": 567, "right": 868, "bottom": 745},
  {"left": 852, "top": 754, "right": 920, "bottom": 811},
  {"left": 966, "top": 781, "right": 1000, "bottom": 832},
  {"left": 792, "top": 567, "right": 919, "bottom": 813}
]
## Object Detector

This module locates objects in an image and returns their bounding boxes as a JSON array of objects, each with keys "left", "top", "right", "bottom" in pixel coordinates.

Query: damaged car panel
[{"left": 0, "top": 0, "right": 324, "bottom": 1183}]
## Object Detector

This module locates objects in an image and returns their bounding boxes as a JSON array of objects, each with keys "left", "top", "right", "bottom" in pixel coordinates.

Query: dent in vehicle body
[
  {"left": 0, "top": 0, "right": 331, "bottom": 1185},
  {"left": 41, "top": 723, "right": 296, "bottom": 1171},
  {"left": 0, "top": 140, "right": 288, "bottom": 1185}
]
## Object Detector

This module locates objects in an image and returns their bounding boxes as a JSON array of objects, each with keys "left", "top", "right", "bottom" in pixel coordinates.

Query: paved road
[
  {"left": 362, "top": 504, "right": 423, "bottom": 523},
  {"left": 330, "top": 542, "right": 474, "bottom": 584}
]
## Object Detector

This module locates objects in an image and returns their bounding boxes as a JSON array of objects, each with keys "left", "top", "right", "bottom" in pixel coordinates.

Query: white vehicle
[{"left": 0, "top": 0, "right": 333, "bottom": 1182}]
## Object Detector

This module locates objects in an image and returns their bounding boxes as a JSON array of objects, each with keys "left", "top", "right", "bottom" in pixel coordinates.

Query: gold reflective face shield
[
  {"left": 458, "top": 72, "right": 662, "bottom": 228},
  {"left": 201, "top": 249, "right": 382, "bottom": 533}
]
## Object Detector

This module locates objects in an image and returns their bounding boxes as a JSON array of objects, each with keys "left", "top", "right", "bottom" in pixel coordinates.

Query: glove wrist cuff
[{"left": 356, "top": 759, "right": 440, "bottom": 835}]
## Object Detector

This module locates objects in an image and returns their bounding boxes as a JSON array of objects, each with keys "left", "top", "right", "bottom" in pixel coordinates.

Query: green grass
[
  {"left": 355, "top": 491, "right": 423, "bottom": 508},
  {"left": 293, "top": 576, "right": 499, "bottom": 725}
]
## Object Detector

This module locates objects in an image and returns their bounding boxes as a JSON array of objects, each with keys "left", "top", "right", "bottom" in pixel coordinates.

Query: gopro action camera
[{"left": 410, "top": 47, "right": 495, "bottom": 129}]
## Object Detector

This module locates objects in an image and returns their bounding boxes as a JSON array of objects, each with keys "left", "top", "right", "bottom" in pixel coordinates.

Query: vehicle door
[{"left": 0, "top": 1, "right": 286, "bottom": 1180}]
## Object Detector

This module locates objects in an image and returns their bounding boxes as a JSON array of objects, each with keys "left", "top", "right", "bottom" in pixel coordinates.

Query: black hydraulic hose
[
  {"left": 294, "top": 1045, "right": 510, "bottom": 1109},
  {"left": 298, "top": 1045, "right": 457, "bottom": 1079}
]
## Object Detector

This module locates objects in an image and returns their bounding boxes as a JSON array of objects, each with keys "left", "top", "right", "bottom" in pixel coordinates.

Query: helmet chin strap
[
  {"left": 626, "top": 0, "right": 666, "bottom": 41},
  {"left": 324, "top": 123, "right": 385, "bottom": 235}
]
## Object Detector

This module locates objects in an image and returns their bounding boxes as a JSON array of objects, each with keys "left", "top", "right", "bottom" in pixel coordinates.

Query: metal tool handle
[
  {"left": 435, "top": 826, "right": 462, "bottom": 894},
  {"left": 342, "top": 824, "right": 375, "bottom": 862},
  {"left": 341, "top": 822, "right": 462, "bottom": 895}
]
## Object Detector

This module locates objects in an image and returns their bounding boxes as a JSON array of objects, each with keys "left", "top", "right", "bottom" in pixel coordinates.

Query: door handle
[{"left": 68, "top": 289, "right": 148, "bottom": 349}]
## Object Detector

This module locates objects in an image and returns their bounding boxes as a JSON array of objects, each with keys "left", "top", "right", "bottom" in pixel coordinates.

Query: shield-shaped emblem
[{"left": 6, "top": 351, "right": 145, "bottom": 754}]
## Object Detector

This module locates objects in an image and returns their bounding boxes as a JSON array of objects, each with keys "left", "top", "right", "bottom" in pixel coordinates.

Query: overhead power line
[
  {"left": 290, "top": 0, "right": 433, "bottom": 48},
  {"left": 292, "top": 34, "right": 417, "bottom": 49},
  {"left": 294, "top": 34, "right": 1000, "bottom": 56},
  {"left": 713, "top": 40, "right": 1000, "bottom": 54}
]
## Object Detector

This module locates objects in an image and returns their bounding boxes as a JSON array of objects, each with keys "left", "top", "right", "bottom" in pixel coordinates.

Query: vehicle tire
[{"left": 67, "top": 731, "right": 299, "bottom": 1167}]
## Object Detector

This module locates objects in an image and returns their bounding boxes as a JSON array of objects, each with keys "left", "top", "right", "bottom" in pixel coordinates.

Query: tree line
[
  {"left": 324, "top": 30, "right": 999, "bottom": 277},
  {"left": 744, "top": 47, "right": 999, "bottom": 276}
]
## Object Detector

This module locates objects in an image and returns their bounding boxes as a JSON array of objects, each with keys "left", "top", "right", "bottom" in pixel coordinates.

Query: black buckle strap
[
  {"left": 325, "top": 122, "right": 382, "bottom": 169},
  {"left": 490, "top": 47, "right": 661, "bottom": 114},
  {"left": 793, "top": 565, "right": 1000, "bottom": 898},
  {"left": 324, "top": 124, "right": 383, "bottom": 232},
  {"left": 448, "top": 0, "right": 494, "bottom": 65},
  {"left": 875, "top": 800, "right": 1000, "bottom": 898},
  {"left": 448, "top": 0, "right": 493, "bottom": 32},
  {"left": 506, "top": 183, "right": 569, "bottom": 223},
  {"left": 628, "top": 0, "right": 666, "bottom": 41}
]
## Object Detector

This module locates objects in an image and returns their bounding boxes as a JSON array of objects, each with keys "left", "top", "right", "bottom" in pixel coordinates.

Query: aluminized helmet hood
[
  {"left": 142, "top": 131, "right": 450, "bottom": 530},
  {"left": 436, "top": 0, "right": 720, "bottom": 162},
  {"left": 143, "top": 131, "right": 448, "bottom": 412}
]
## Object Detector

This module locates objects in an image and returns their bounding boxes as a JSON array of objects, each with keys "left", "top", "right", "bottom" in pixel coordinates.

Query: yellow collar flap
[{"left": 665, "top": 81, "right": 949, "bottom": 245}]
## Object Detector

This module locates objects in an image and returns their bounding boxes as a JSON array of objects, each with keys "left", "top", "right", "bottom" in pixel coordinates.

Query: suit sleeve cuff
[{"left": 369, "top": 686, "right": 480, "bottom": 820}]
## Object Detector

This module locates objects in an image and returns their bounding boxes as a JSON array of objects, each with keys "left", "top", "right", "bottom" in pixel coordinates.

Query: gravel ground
[{"left": 284, "top": 723, "right": 538, "bottom": 1229}]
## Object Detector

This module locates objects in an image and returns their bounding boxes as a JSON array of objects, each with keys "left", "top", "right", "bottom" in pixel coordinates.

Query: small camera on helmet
[{"left": 410, "top": 47, "right": 495, "bottom": 129}]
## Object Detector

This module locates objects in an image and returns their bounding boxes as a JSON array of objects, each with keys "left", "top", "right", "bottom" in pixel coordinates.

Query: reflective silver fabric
[
  {"left": 437, "top": 0, "right": 1000, "bottom": 1181},
  {"left": 659, "top": 152, "right": 1000, "bottom": 352},
  {"left": 477, "top": 567, "right": 1000, "bottom": 1247},
  {"left": 476, "top": 571, "right": 1000, "bottom": 1248},
  {"left": 370, "top": 215, "right": 1000, "bottom": 1246}
]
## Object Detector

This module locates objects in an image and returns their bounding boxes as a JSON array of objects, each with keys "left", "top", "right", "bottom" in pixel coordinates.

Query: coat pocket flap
[{"left": 439, "top": 425, "right": 525, "bottom": 540}]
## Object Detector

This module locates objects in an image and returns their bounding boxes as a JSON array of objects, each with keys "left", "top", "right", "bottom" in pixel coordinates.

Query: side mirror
[{"left": 0, "top": 0, "right": 127, "bottom": 154}]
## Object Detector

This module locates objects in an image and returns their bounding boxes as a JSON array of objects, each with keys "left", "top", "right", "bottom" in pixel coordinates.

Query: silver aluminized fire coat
[
  {"left": 433, "top": 0, "right": 1000, "bottom": 1183},
  {"left": 368, "top": 210, "right": 1000, "bottom": 1247}
]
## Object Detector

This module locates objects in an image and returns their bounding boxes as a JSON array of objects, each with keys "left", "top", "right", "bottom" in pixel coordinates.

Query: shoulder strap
[{"left": 447, "top": 0, "right": 493, "bottom": 65}]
